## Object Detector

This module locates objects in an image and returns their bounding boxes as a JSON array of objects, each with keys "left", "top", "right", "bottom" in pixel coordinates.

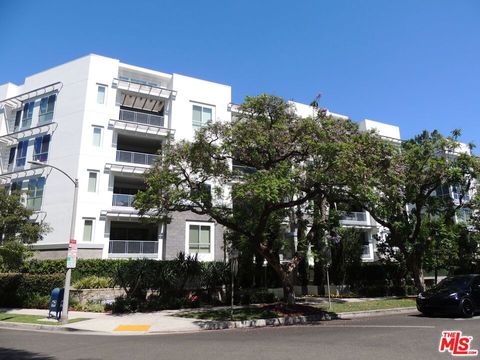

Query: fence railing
[
  {"left": 108, "top": 240, "right": 158, "bottom": 255},
  {"left": 112, "top": 193, "right": 135, "bottom": 207},
  {"left": 119, "top": 109, "right": 165, "bottom": 128},
  {"left": 116, "top": 150, "right": 158, "bottom": 166}
]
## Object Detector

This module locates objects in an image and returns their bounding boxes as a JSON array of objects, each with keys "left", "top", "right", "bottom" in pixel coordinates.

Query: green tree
[
  {"left": 0, "top": 190, "right": 50, "bottom": 270},
  {"left": 135, "top": 94, "right": 365, "bottom": 303},
  {"left": 341, "top": 130, "right": 480, "bottom": 292}
]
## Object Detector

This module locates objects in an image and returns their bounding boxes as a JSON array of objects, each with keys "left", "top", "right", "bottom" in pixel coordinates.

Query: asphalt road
[{"left": 1, "top": 312, "right": 480, "bottom": 360}]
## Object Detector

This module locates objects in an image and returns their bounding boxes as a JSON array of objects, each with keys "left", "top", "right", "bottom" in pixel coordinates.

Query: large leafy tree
[
  {"left": 341, "top": 130, "right": 480, "bottom": 292},
  {"left": 135, "top": 94, "right": 365, "bottom": 302}
]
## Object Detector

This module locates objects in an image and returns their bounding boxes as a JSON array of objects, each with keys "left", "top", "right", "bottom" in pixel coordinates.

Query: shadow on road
[{"left": 0, "top": 347, "right": 55, "bottom": 360}]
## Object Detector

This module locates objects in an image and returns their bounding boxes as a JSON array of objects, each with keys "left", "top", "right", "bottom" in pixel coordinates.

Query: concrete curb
[
  {"left": 0, "top": 321, "right": 94, "bottom": 333},
  {"left": 336, "top": 307, "right": 417, "bottom": 319},
  {"left": 194, "top": 307, "right": 418, "bottom": 330},
  {"left": 197, "top": 313, "right": 333, "bottom": 330}
]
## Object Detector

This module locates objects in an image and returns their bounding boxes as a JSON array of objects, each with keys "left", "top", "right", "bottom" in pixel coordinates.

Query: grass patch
[
  {"left": 317, "top": 298, "right": 416, "bottom": 313},
  {"left": 0, "top": 312, "right": 89, "bottom": 325}
]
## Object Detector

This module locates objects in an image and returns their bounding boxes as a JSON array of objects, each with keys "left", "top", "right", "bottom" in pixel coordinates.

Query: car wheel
[{"left": 460, "top": 298, "right": 474, "bottom": 318}]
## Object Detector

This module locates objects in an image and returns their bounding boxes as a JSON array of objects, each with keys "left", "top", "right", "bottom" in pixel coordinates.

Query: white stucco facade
[{"left": 0, "top": 54, "right": 230, "bottom": 260}]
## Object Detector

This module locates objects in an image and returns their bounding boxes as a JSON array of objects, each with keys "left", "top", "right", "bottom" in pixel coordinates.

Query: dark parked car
[{"left": 416, "top": 274, "right": 480, "bottom": 317}]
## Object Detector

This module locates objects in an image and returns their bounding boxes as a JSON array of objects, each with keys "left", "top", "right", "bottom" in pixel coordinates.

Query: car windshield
[{"left": 434, "top": 276, "right": 473, "bottom": 291}]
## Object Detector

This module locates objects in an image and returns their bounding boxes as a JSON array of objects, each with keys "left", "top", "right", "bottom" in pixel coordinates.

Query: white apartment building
[
  {"left": 0, "top": 54, "right": 230, "bottom": 261},
  {"left": 0, "top": 53, "right": 430, "bottom": 263}
]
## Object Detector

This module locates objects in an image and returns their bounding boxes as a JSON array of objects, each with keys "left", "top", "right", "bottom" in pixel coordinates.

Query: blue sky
[{"left": 1, "top": 0, "right": 478, "bottom": 152}]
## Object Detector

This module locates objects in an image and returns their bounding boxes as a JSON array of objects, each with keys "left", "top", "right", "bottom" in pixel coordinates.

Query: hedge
[{"left": 0, "top": 273, "right": 64, "bottom": 308}]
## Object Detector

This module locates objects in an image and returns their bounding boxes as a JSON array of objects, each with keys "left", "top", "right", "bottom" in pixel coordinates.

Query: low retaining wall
[{"left": 71, "top": 288, "right": 125, "bottom": 305}]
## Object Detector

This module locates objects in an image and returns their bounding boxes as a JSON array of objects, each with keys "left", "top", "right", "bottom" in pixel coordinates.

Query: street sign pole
[{"left": 61, "top": 179, "right": 79, "bottom": 324}]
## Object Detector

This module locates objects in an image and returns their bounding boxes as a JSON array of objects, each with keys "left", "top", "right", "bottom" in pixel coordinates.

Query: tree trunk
[
  {"left": 281, "top": 272, "right": 296, "bottom": 305},
  {"left": 411, "top": 263, "right": 425, "bottom": 293}
]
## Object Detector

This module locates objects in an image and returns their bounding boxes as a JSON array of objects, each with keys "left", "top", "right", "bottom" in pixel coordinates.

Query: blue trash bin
[{"left": 48, "top": 288, "right": 64, "bottom": 320}]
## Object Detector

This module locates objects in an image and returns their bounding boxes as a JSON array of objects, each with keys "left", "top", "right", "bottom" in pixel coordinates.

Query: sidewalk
[{"left": 0, "top": 303, "right": 418, "bottom": 335}]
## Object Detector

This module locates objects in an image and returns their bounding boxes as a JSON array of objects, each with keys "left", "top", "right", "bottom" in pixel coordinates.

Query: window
[
  {"left": 39, "top": 94, "right": 56, "bottom": 124},
  {"left": 96, "top": 85, "right": 106, "bottom": 104},
  {"left": 83, "top": 219, "right": 94, "bottom": 242},
  {"left": 15, "top": 141, "right": 28, "bottom": 169},
  {"left": 27, "top": 177, "right": 45, "bottom": 211},
  {"left": 10, "top": 180, "right": 23, "bottom": 193},
  {"left": 21, "top": 101, "right": 34, "bottom": 129},
  {"left": 186, "top": 222, "right": 214, "bottom": 260},
  {"left": 7, "top": 147, "right": 16, "bottom": 172},
  {"left": 192, "top": 104, "right": 213, "bottom": 129},
  {"left": 92, "top": 127, "right": 102, "bottom": 147},
  {"left": 13, "top": 110, "right": 22, "bottom": 132},
  {"left": 33, "top": 135, "right": 51, "bottom": 162},
  {"left": 88, "top": 172, "right": 98, "bottom": 192}
]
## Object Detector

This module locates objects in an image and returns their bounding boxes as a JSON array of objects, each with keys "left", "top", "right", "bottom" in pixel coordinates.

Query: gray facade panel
[{"left": 165, "top": 211, "right": 225, "bottom": 262}]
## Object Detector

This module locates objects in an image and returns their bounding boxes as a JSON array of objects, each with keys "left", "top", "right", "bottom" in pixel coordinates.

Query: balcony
[
  {"left": 112, "top": 193, "right": 135, "bottom": 207},
  {"left": 119, "top": 109, "right": 164, "bottom": 128},
  {"left": 339, "top": 211, "right": 374, "bottom": 226},
  {"left": 108, "top": 240, "right": 158, "bottom": 258},
  {"left": 116, "top": 150, "right": 158, "bottom": 166}
]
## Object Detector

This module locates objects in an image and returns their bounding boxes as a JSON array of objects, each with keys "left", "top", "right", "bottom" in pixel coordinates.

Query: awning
[
  {"left": 0, "top": 122, "right": 58, "bottom": 146},
  {"left": 0, "top": 167, "right": 47, "bottom": 185},
  {"left": 108, "top": 119, "right": 173, "bottom": 137},
  {"left": 112, "top": 78, "right": 176, "bottom": 100},
  {"left": 0, "top": 82, "right": 63, "bottom": 109},
  {"left": 100, "top": 209, "right": 154, "bottom": 220},
  {"left": 105, "top": 163, "right": 149, "bottom": 175}
]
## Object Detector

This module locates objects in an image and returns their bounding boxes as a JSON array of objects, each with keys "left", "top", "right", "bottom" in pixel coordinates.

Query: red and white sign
[
  {"left": 439, "top": 331, "right": 478, "bottom": 356},
  {"left": 66, "top": 239, "right": 77, "bottom": 269}
]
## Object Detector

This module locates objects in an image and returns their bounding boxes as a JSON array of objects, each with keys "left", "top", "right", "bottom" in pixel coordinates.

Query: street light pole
[{"left": 28, "top": 161, "right": 78, "bottom": 323}]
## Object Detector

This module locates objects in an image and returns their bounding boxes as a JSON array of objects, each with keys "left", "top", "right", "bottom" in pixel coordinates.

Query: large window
[
  {"left": 83, "top": 219, "right": 94, "bottom": 242},
  {"left": 96, "top": 85, "right": 106, "bottom": 104},
  {"left": 92, "top": 126, "right": 102, "bottom": 147},
  {"left": 39, "top": 94, "right": 56, "bottom": 124},
  {"left": 192, "top": 104, "right": 213, "bottom": 129},
  {"left": 33, "top": 135, "right": 51, "bottom": 162},
  {"left": 21, "top": 101, "right": 34, "bottom": 129},
  {"left": 27, "top": 177, "right": 45, "bottom": 211},
  {"left": 88, "top": 172, "right": 98, "bottom": 192},
  {"left": 186, "top": 222, "right": 214, "bottom": 260},
  {"left": 15, "top": 141, "right": 28, "bottom": 169}
]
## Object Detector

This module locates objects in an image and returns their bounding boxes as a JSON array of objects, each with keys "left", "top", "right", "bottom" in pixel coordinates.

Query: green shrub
[
  {"left": 72, "top": 276, "right": 113, "bottom": 289},
  {"left": 0, "top": 273, "right": 64, "bottom": 307}
]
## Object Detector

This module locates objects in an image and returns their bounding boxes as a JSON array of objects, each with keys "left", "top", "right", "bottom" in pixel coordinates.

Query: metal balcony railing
[
  {"left": 116, "top": 150, "right": 158, "bottom": 166},
  {"left": 339, "top": 211, "right": 367, "bottom": 222},
  {"left": 119, "top": 109, "right": 165, "bottom": 128},
  {"left": 112, "top": 193, "right": 135, "bottom": 207},
  {"left": 108, "top": 240, "right": 158, "bottom": 255}
]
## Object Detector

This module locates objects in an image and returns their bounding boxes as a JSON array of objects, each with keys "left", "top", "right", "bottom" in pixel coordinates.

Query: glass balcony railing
[
  {"left": 109, "top": 240, "right": 158, "bottom": 256},
  {"left": 116, "top": 150, "right": 158, "bottom": 166},
  {"left": 119, "top": 109, "right": 165, "bottom": 128},
  {"left": 112, "top": 193, "right": 135, "bottom": 207},
  {"left": 339, "top": 211, "right": 367, "bottom": 222}
]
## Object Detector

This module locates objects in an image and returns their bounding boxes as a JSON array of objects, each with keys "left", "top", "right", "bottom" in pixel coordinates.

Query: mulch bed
[{"left": 260, "top": 303, "right": 326, "bottom": 317}]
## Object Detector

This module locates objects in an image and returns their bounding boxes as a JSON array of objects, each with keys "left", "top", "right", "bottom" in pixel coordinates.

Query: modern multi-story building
[
  {"left": 0, "top": 54, "right": 230, "bottom": 261},
  {"left": 0, "top": 54, "right": 414, "bottom": 263}
]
